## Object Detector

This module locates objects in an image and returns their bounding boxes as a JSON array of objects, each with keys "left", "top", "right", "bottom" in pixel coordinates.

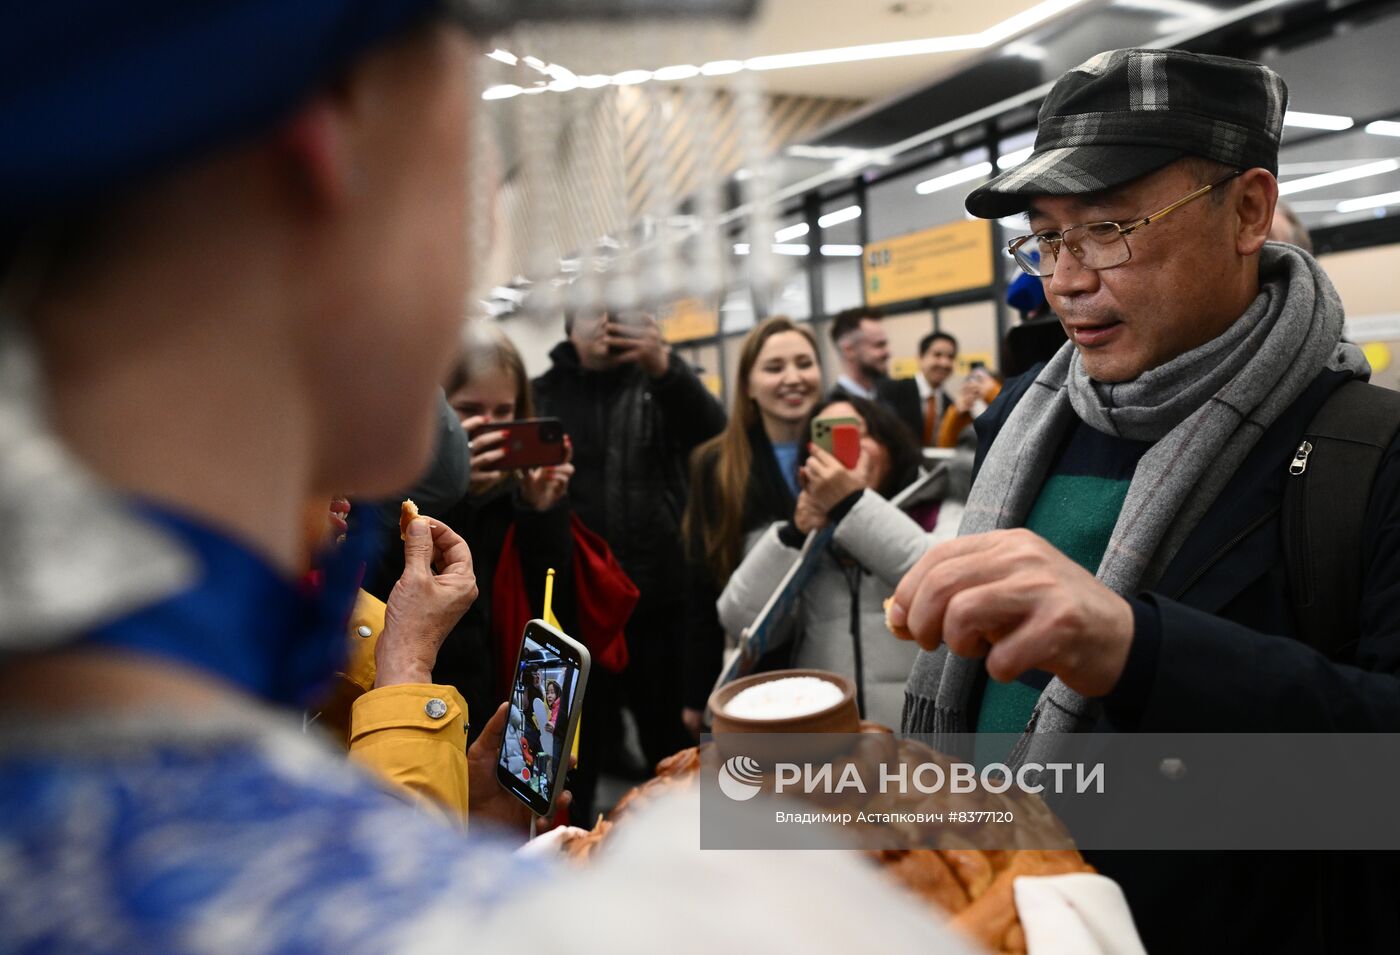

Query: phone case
[
  {"left": 496, "top": 619, "right": 591, "bottom": 817},
  {"left": 812, "top": 416, "right": 862, "bottom": 468},
  {"left": 477, "top": 418, "right": 567, "bottom": 471},
  {"left": 830, "top": 424, "right": 861, "bottom": 469}
]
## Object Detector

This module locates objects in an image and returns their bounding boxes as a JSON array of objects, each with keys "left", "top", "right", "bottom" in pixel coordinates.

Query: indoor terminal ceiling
[{"left": 737, "top": 0, "right": 1049, "bottom": 100}]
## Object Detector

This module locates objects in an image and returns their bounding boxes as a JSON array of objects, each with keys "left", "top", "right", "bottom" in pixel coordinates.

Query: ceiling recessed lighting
[
  {"left": 1365, "top": 120, "right": 1400, "bottom": 138},
  {"left": 1283, "top": 110, "right": 1354, "bottom": 131},
  {"left": 610, "top": 70, "right": 654, "bottom": 86},
  {"left": 486, "top": 49, "right": 518, "bottom": 65},
  {"left": 1337, "top": 190, "right": 1400, "bottom": 214},
  {"left": 700, "top": 60, "right": 746, "bottom": 76},
  {"left": 1004, "top": 41, "right": 1047, "bottom": 60},
  {"left": 482, "top": 84, "right": 524, "bottom": 101},
  {"left": 652, "top": 64, "right": 702, "bottom": 82},
  {"left": 1278, "top": 159, "right": 1400, "bottom": 197},
  {"left": 773, "top": 244, "right": 811, "bottom": 256},
  {"left": 482, "top": 0, "right": 1089, "bottom": 100},
  {"left": 774, "top": 222, "right": 811, "bottom": 242},
  {"left": 746, "top": 33, "right": 981, "bottom": 72},
  {"left": 1111, "top": 0, "right": 1217, "bottom": 21},
  {"left": 997, "top": 146, "right": 1034, "bottom": 169},
  {"left": 915, "top": 161, "right": 993, "bottom": 194},
  {"left": 818, "top": 205, "right": 863, "bottom": 228},
  {"left": 821, "top": 244, "right": 864, "bottom": 256}
]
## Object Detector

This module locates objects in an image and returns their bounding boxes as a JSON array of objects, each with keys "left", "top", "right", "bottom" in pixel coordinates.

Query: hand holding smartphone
[
  {"left": 496, "top": 620, "right": 591, "bottom": 817},
  {"left": 472, "top": 418, "right": 568, "bottom": 472},
  {"left": 811, "top": 416, "right": 862, "bottom": 469}
]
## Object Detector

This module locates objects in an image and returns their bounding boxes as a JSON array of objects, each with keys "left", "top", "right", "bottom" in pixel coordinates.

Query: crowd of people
[{"left": 2, "top": 4, "right": 1399, "bottom": 953}]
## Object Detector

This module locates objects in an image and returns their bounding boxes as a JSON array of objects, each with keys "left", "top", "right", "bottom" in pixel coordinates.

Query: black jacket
[
  {"left": 880, "top": 376, "right": 949, "bottom": 446},
  {"left": 533, "top": 343, "right": 725, "bottom": 616},
  {"left": 976, "top": 366, "right": 1400, "bottom": 954},
  {"left": 681, "top": 424, "right": 798, "bottom": 709}
]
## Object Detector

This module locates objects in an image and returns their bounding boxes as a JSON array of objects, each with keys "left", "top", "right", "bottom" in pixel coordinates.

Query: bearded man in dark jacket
[
  {"left": 891, "top": 49, "right": 1400, "bottom": 953},
  {"left": 534, "top": 310, "right": 725, "bottom": 772}
]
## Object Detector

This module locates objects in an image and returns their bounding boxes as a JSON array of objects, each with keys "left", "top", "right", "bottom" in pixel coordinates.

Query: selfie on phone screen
[{"left": 497, "top": 623, "right": 588, "bottom": 815}]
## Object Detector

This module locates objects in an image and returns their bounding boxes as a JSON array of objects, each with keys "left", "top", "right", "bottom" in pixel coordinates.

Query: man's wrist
[{"left": 373, "top": 644, "right": 436, "bottom": 688}]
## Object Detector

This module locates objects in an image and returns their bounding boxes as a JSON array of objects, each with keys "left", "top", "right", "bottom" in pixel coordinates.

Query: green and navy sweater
[{"left": 973, "top": 418, "right": 1156, "bottom": 765}]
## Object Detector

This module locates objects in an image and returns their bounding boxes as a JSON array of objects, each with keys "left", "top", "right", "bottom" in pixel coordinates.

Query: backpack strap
[{"left": 1283, "top": 380, "right": 1400, "bottom": 658}]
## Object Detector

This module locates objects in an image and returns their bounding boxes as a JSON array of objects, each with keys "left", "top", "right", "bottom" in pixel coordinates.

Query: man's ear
[
  {"left": 275, "top": 95, "right": 356, "bottom": 213},
  {"left": 1235, "top": 167, "right": 1278, "bottom": 257}
]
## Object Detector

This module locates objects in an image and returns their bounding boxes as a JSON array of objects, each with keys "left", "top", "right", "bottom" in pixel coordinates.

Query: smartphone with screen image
[
  {"left": 811, "top": 416, "right": 862, "bottom": 469},
  {"left": 473, "top": 417, "right": 567, "bottom": 471},
  {"left": 496, "top": 620, "right": 591, "bottom": 817}
]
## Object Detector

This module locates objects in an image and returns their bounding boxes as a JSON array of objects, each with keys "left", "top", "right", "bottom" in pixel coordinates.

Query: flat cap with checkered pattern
[{"left": 966, "top": 48, "right": 1288, "bottom": 219}]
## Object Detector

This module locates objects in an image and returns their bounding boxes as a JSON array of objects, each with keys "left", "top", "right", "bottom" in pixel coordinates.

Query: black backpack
[{"left": 1282, "top": 380, "right": 1400, "bottom": 658}]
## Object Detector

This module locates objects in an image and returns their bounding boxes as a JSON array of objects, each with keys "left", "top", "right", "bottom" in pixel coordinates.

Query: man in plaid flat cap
[
  {"left": 894, "top": 48, "right": 1400, "bottom": 951},
  {"left": 0, "top": 3, "right": 986, "bottom": 953}
]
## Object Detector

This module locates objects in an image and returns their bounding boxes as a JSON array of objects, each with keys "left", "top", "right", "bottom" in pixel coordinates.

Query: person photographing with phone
[
  {"left": 535, "top": 308, "right": 725, "bottom": 776},
  {"left": 935, "top": 364, "right": 1002, "bottom": 450},
  {"left": 681, "top": 317, "right": 823, "bottom": 737},
  {"left": 367, "top": 326, "right": 580, "bottom": 760},
  {"left": 717, "top": 397, "right": 960, "bottom": 727}
]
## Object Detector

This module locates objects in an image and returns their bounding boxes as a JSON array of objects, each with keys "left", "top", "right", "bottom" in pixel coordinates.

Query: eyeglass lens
[{"left": 1014, "top": 222, "right": 1130, "bottom": 277}]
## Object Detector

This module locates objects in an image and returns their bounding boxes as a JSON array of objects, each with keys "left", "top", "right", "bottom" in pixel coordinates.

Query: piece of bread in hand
[
  {"left": 884, "top": 597, "right": 913, "bottom": 640},
  {"left": 399, "top": 499, "right": 421, "bottom": 540}
]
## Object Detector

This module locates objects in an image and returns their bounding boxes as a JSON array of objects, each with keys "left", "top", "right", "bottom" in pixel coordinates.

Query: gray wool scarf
[{"left": 902, "top": 243, "right": 1369, "bottom": 765}]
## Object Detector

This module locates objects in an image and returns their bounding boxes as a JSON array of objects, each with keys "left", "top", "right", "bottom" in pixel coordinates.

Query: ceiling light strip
[
  {"left": 1283, "top": 110, "right": 1354, "bottom": 131},
  {"left": 915, "top": 161, "right": 993, "bottom": 195},
  {"left": 481, "top": 0, "right": 1091, "bottom": 100},
  {"left": 1277, "top": 159, "right": 1400, "bottom": 197}
]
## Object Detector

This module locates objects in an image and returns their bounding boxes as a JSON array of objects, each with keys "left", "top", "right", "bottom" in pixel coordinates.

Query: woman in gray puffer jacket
[{"left": 716, "top": 396, "right": 968, "bottom": 729}]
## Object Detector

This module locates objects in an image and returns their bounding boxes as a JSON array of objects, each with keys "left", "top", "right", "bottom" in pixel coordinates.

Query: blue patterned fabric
[
  {"left": 85, "top": 502, "right": 372, "bottom": 707},
  {"left": 0, "top": 715, "right": 535, "bottom": 955}
]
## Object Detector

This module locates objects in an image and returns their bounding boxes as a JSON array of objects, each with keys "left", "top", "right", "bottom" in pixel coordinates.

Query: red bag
[{"left": 492, "top": 514, "right": 637, "bottom": 700}]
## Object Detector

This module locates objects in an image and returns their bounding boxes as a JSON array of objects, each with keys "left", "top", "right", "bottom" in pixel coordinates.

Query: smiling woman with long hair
[
  {"left": 716, "top": 395, "right": 959, "bottom": 728},
  {"left": 680, "top": 316, "right": 823, "bottom": 733}
]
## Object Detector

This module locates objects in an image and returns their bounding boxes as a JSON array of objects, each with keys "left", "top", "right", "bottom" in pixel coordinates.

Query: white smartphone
[{"left": 495, "top": 619, "right": 591, "bottom": 817}]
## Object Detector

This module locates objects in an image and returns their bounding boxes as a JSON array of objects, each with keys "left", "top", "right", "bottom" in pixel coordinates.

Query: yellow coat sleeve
[
  {"left": 323, "top": 590, "right": 471, "bottom": 826},
  {"left": 348, "top": 683, "right": 471, "bottom": 827}
]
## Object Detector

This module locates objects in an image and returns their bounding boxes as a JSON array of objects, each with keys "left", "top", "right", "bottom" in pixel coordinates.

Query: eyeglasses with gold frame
[{"left": 1006, "top": 169, "right": 1244, "bottom": 278}]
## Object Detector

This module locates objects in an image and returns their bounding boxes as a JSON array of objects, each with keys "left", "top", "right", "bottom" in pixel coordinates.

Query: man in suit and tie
[
  {"left": 828, "top": 306, "right": 892, "bottom": 402},
  {"left": 882, "top": 331, "right": 958, "bottom": 446}
]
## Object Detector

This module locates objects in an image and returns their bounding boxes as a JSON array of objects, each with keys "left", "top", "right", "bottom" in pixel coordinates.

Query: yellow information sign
[
  {"left": 863, "top": 220, "right": 994, "bottom": 307},
  {"left": 658, "top": 298, "right": 720, "bottom": 343},
  {"left": 890, "top": 357, "right": 920, "bottom": 380}
]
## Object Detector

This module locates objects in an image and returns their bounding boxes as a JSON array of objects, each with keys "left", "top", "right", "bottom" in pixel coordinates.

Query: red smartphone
[
  {"left": 831, "top": 424, "right": 861, "bottom": 469},
  {"left": 812, "top": 416, "right": 861, "bottom": 469},
  {"left": 475, "top": 418, "right": 568, "bottom": 471}
]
